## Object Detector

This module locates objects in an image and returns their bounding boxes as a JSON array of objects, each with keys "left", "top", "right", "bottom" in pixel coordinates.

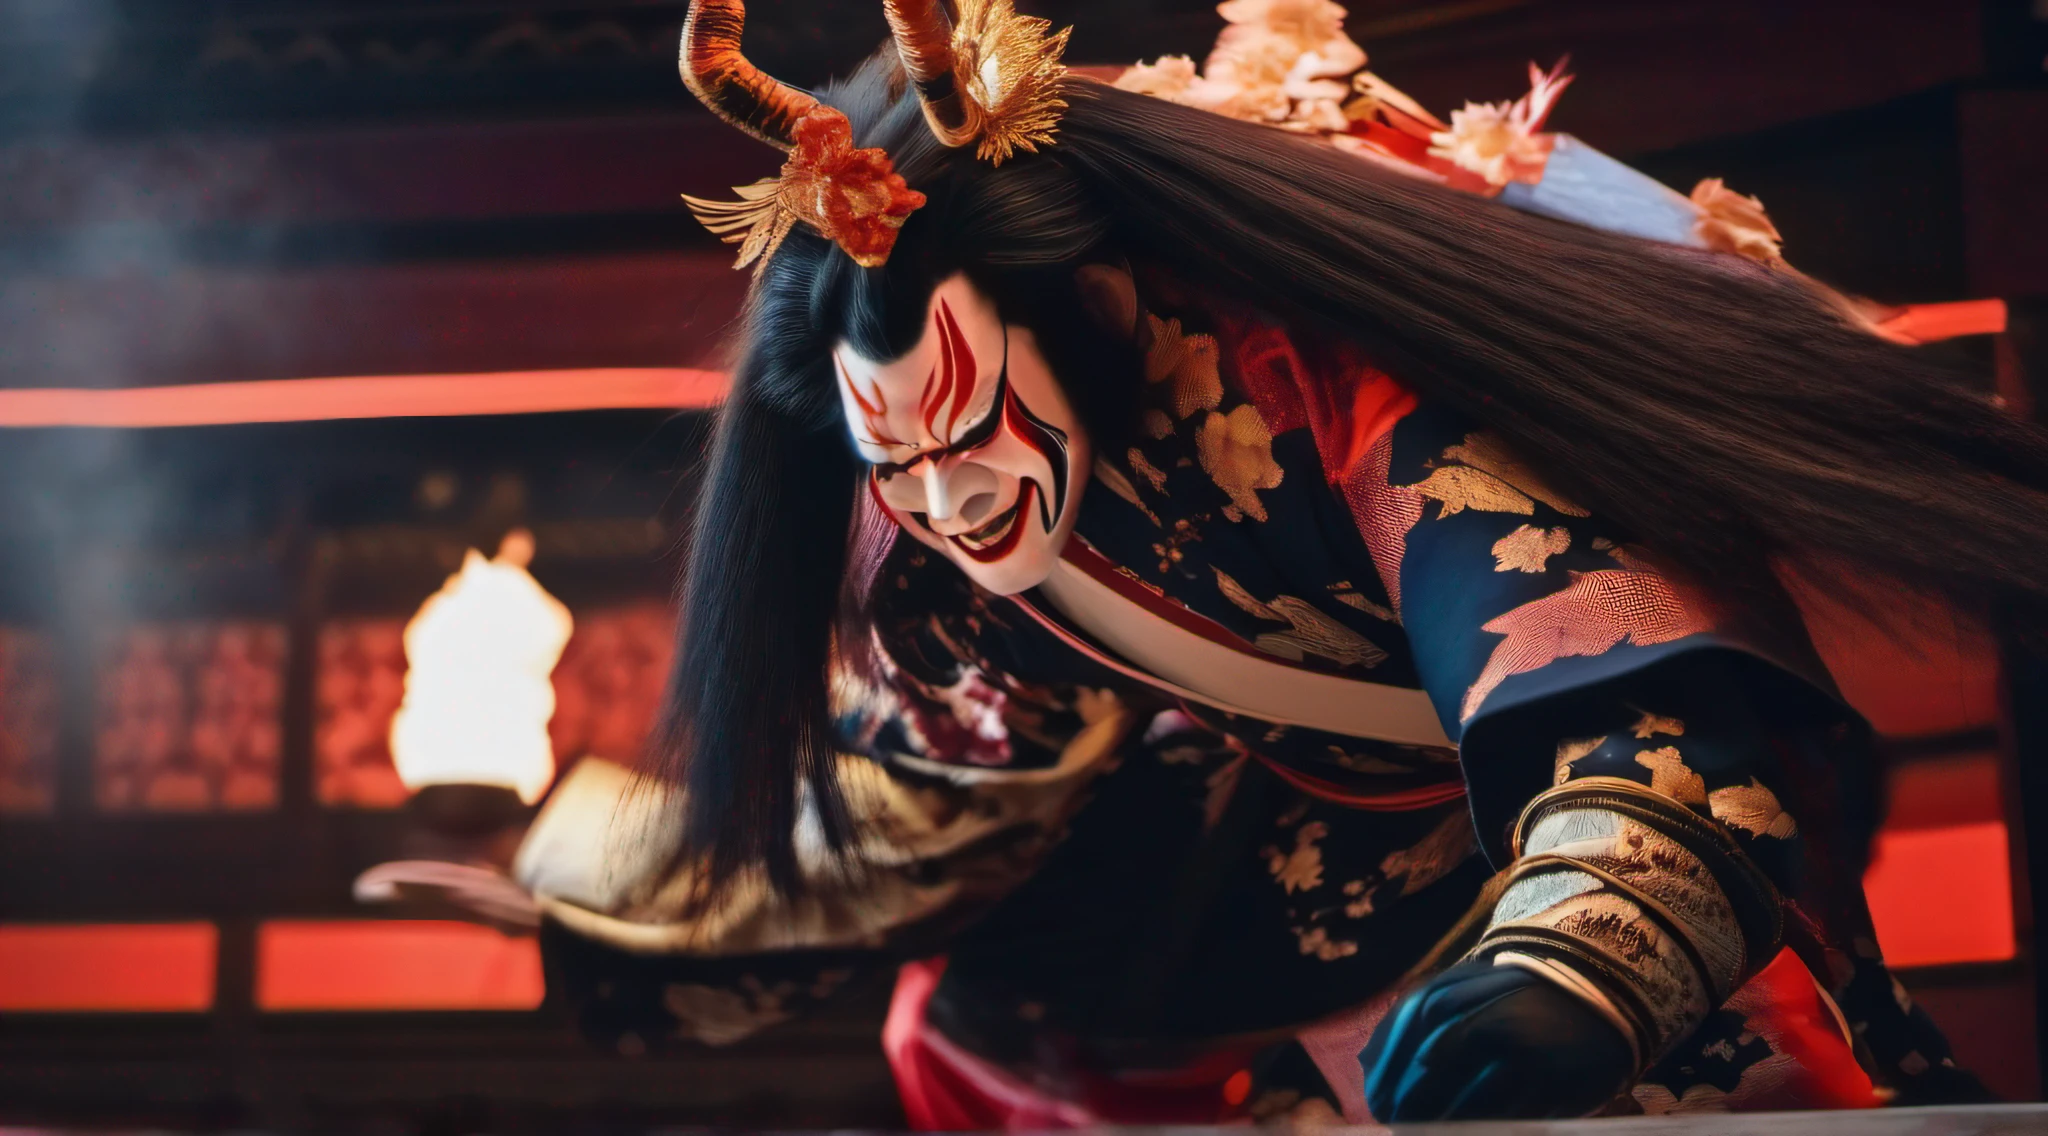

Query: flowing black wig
[{"left": 662, "top": 52, "right": 2048, "bottom": 894}]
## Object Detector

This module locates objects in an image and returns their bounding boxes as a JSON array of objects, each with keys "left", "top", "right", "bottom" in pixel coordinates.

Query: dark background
[{"left": 0, "top": 0, "right": 2045, "bottom": 1129}]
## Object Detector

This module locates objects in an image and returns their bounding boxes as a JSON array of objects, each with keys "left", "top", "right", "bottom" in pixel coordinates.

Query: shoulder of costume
[
  {"left": 1112, "top": 37, "right": 1764, "bottom": 257},
  {"left": 1108, "top": 19, "right": 2004, "bottom": 345}
]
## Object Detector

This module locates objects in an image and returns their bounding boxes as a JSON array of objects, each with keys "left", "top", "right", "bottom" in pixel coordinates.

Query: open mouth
[
  {"left": 955, "top": 502, "right": 1020, "bottom": 550},
  {"left": 950, "top": 481, "right": 1038, "bottom": 564}
]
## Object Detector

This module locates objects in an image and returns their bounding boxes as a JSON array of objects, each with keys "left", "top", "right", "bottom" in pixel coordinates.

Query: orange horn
[
  {"left": 884, "top": 0, "right": 982, "bottom": 147},
  {"left": 680, "top": 0, "right": 819, "bottom": 150}
]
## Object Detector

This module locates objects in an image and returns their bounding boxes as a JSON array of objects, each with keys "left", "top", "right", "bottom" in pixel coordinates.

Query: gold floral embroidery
[
  {"left": 1634, "top": 746, "right": 1708, "bottom": 805},
  {"left": 1144, "top": 312, "right": 1224, "bottom": 419},
  {"left": 1327, "top": 744, "right": 1425, "bottom": 775},
  {"left": 1142, "top": 409, "right": 1175, "bottom": 439},
  {"left": 1377, "top": 810, "right": 1478, "bottom": 897},
  {"left": 1328, "top": 582, "right": 1397, "bottom": 622},
  {"left": 1493, "top": 524, "right": 1572, "bottom": 573},
  {"left": 1406, "top": 432, "right": 1594, "bottom": 521},
  {"left": 1632, "top": 711, "right": 1686, "bottom": 740},
  {"left": 663, "top": 975, "right": 798, "bottom": 1047},
  {"left": 1093, "top": 457, "right": 1160, "bottom": 526},
  {"left": 1204, "top": 752, "right": 1249, "bottom": 831},
  {"left": 1409, "top": 464, "right": 1536, "bottom": 517},
  {"left": 1214, "top": 566, "right": 1389, "bottom": 668},
  {"left": 1197, "top": 405, "right": 1285, "bottom": 521},
  {"left": 1709, "top": 778, "right": 1799, "bottom": 840},
  {"left": 1343, "top": 881, "right": 1374, "bottom": 919},
  {"left": 1128, "top": 447, "right": 1170, "bottom": 494},
  {"left": 1633, "top": 1083, "right": 1732, "bottom": 1115},
  {"left": 1554, "top": 735, "right": 1608, "bottom": 784},
  {"left": 1442, "top": 433, "right": 1591, "bottom": 517},
  {"left": 1151, "top": 518, "right": 1204, "bottom": 573},
  {"left": 1211, "top": 567, "right": 1272, "bottom": 617},
  {"left": 1293, "top": 925, "right": 1360, "bottom": 961},
  {"left": 1266, "top": 819, "right": 1329, "bottom": 893}
]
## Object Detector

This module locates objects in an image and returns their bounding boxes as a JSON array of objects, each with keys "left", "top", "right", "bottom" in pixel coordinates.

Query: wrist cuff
[{"left": 1470, "top": 776, "right": 1784, "bottom": 1068}]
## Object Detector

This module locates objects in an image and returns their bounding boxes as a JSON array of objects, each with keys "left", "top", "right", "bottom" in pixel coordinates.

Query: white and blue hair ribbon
[{"left": 1496, "top": 135, "right": 1710, "bottom": 250}]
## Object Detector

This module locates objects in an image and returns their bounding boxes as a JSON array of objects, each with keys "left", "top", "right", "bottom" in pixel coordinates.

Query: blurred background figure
[{"left": 0, "top": 0, "right": 2044, "bottom": 1130}]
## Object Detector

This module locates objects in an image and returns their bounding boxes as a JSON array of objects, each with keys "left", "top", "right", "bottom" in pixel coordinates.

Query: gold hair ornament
[
  {"left": 885, "top": 0, "right": 1072, "bottom": 166},
  {"left": 681, "top": 0, "right": 1072, "bottom": 270},
  {"left": 679, "top": 0, "right": 927, "bottom": 269},
  {"left": 682, "top": 107, "right": 928, "bottom": 270}
]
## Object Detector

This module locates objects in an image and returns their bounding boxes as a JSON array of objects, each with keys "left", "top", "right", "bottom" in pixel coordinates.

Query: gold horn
[
  {"left": 883, "top": 0, "right": 983, "bottom": 148},
  {"left": 681, "top": 0, "right": 819, "bottom": 151}
]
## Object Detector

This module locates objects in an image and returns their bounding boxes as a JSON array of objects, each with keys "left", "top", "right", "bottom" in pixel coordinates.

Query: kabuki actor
[{"left": 501, "top": 0, "right": 2048, "bottom": 1122}]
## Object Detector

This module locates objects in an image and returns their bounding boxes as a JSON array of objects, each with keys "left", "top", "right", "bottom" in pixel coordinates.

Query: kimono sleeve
[
  {"left": 512, "top": 652, "right": 1137, "bottom": 1052},
  {"left": 1339, "top": 400, "right": 1860, "bottom": 861}
]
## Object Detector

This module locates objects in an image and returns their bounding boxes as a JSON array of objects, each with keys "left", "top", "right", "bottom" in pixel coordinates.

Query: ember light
[{"left": 389, "top": 530, "right": 572, "bottom": 804}]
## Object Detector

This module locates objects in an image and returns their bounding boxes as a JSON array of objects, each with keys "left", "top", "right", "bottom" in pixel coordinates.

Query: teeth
[{"left": 956, "top": 504, "right": 1019, "bottom": 550}]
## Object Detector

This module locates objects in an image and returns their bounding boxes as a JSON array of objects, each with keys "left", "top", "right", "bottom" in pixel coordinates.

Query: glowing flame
[{"left": 389, "top": 531, "right": 573, "bottom": 804}]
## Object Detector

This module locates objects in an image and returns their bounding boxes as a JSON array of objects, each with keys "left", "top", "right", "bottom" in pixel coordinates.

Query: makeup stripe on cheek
[
  {"left": 1000, "top": 376, "right": 1070, "bottom": 532},
  {"left": 937, "top": 299, "right": 980, "bottom": 440},
  {"left": 840, "top": 356, "right": 903, "bottom": 448},
  {"left": 919, "top": 306, "right": 953, "bottom": 438}
]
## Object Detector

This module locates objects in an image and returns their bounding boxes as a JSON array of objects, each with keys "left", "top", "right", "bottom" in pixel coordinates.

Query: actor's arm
[
  {"left": 1361, "top": 660, "right": 1796, "bottom": 1119},
  {"left": 1336, "top": 405, "right": 1835, "bottom": 1119}
]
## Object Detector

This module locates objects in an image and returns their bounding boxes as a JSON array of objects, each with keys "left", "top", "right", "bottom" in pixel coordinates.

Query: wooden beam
[
  {"left": 0, "top": 2, "right": 1989, "bottom": 242},
  {"left": 0, "top": 113, "right": 774, "bottom": 232},
  {"left": 0, "top": 251, "right": 744, "bottom": 387}
]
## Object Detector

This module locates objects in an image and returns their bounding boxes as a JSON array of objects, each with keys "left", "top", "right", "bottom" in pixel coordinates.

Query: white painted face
[{"left": 834, "top": 273, "right": 1090, "bottom": 595}]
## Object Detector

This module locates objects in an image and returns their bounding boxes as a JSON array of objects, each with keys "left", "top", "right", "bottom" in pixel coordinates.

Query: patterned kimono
[{"left": 518, "top": 272, "right": 1974, "bottom": 1123}]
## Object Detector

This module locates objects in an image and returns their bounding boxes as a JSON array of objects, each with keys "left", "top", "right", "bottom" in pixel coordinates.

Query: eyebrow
[
  {"left": 850, "top": 298, "right": 1000, "bottom": 463},
  {"left": 919, "top": 299, "right": 981, "bottom": 442},
  {"left": 871, "top": 335, "right": 1009, "bottom": 479}
]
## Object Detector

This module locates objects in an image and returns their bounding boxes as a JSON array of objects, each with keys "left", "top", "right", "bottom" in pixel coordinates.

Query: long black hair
[{"left": 662, "top": 52, "right": 2048, "bottom": 894}]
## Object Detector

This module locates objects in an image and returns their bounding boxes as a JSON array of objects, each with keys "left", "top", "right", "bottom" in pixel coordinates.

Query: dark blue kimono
[{"left": 530, "top": 272, "right": 1971, "bottom": 1117}]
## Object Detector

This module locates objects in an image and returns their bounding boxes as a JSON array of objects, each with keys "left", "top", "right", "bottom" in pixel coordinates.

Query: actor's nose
[
  {"left": 921, "top": 464, "right": 957, "bottom": 521},
  {"left": 923, "top": 461, "right": 1001, "bottom": 528}
]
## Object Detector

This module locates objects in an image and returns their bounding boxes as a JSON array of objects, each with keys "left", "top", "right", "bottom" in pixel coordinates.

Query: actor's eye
[{"left": 944, "top": 367, "right": 1007, "bottom": 454}]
